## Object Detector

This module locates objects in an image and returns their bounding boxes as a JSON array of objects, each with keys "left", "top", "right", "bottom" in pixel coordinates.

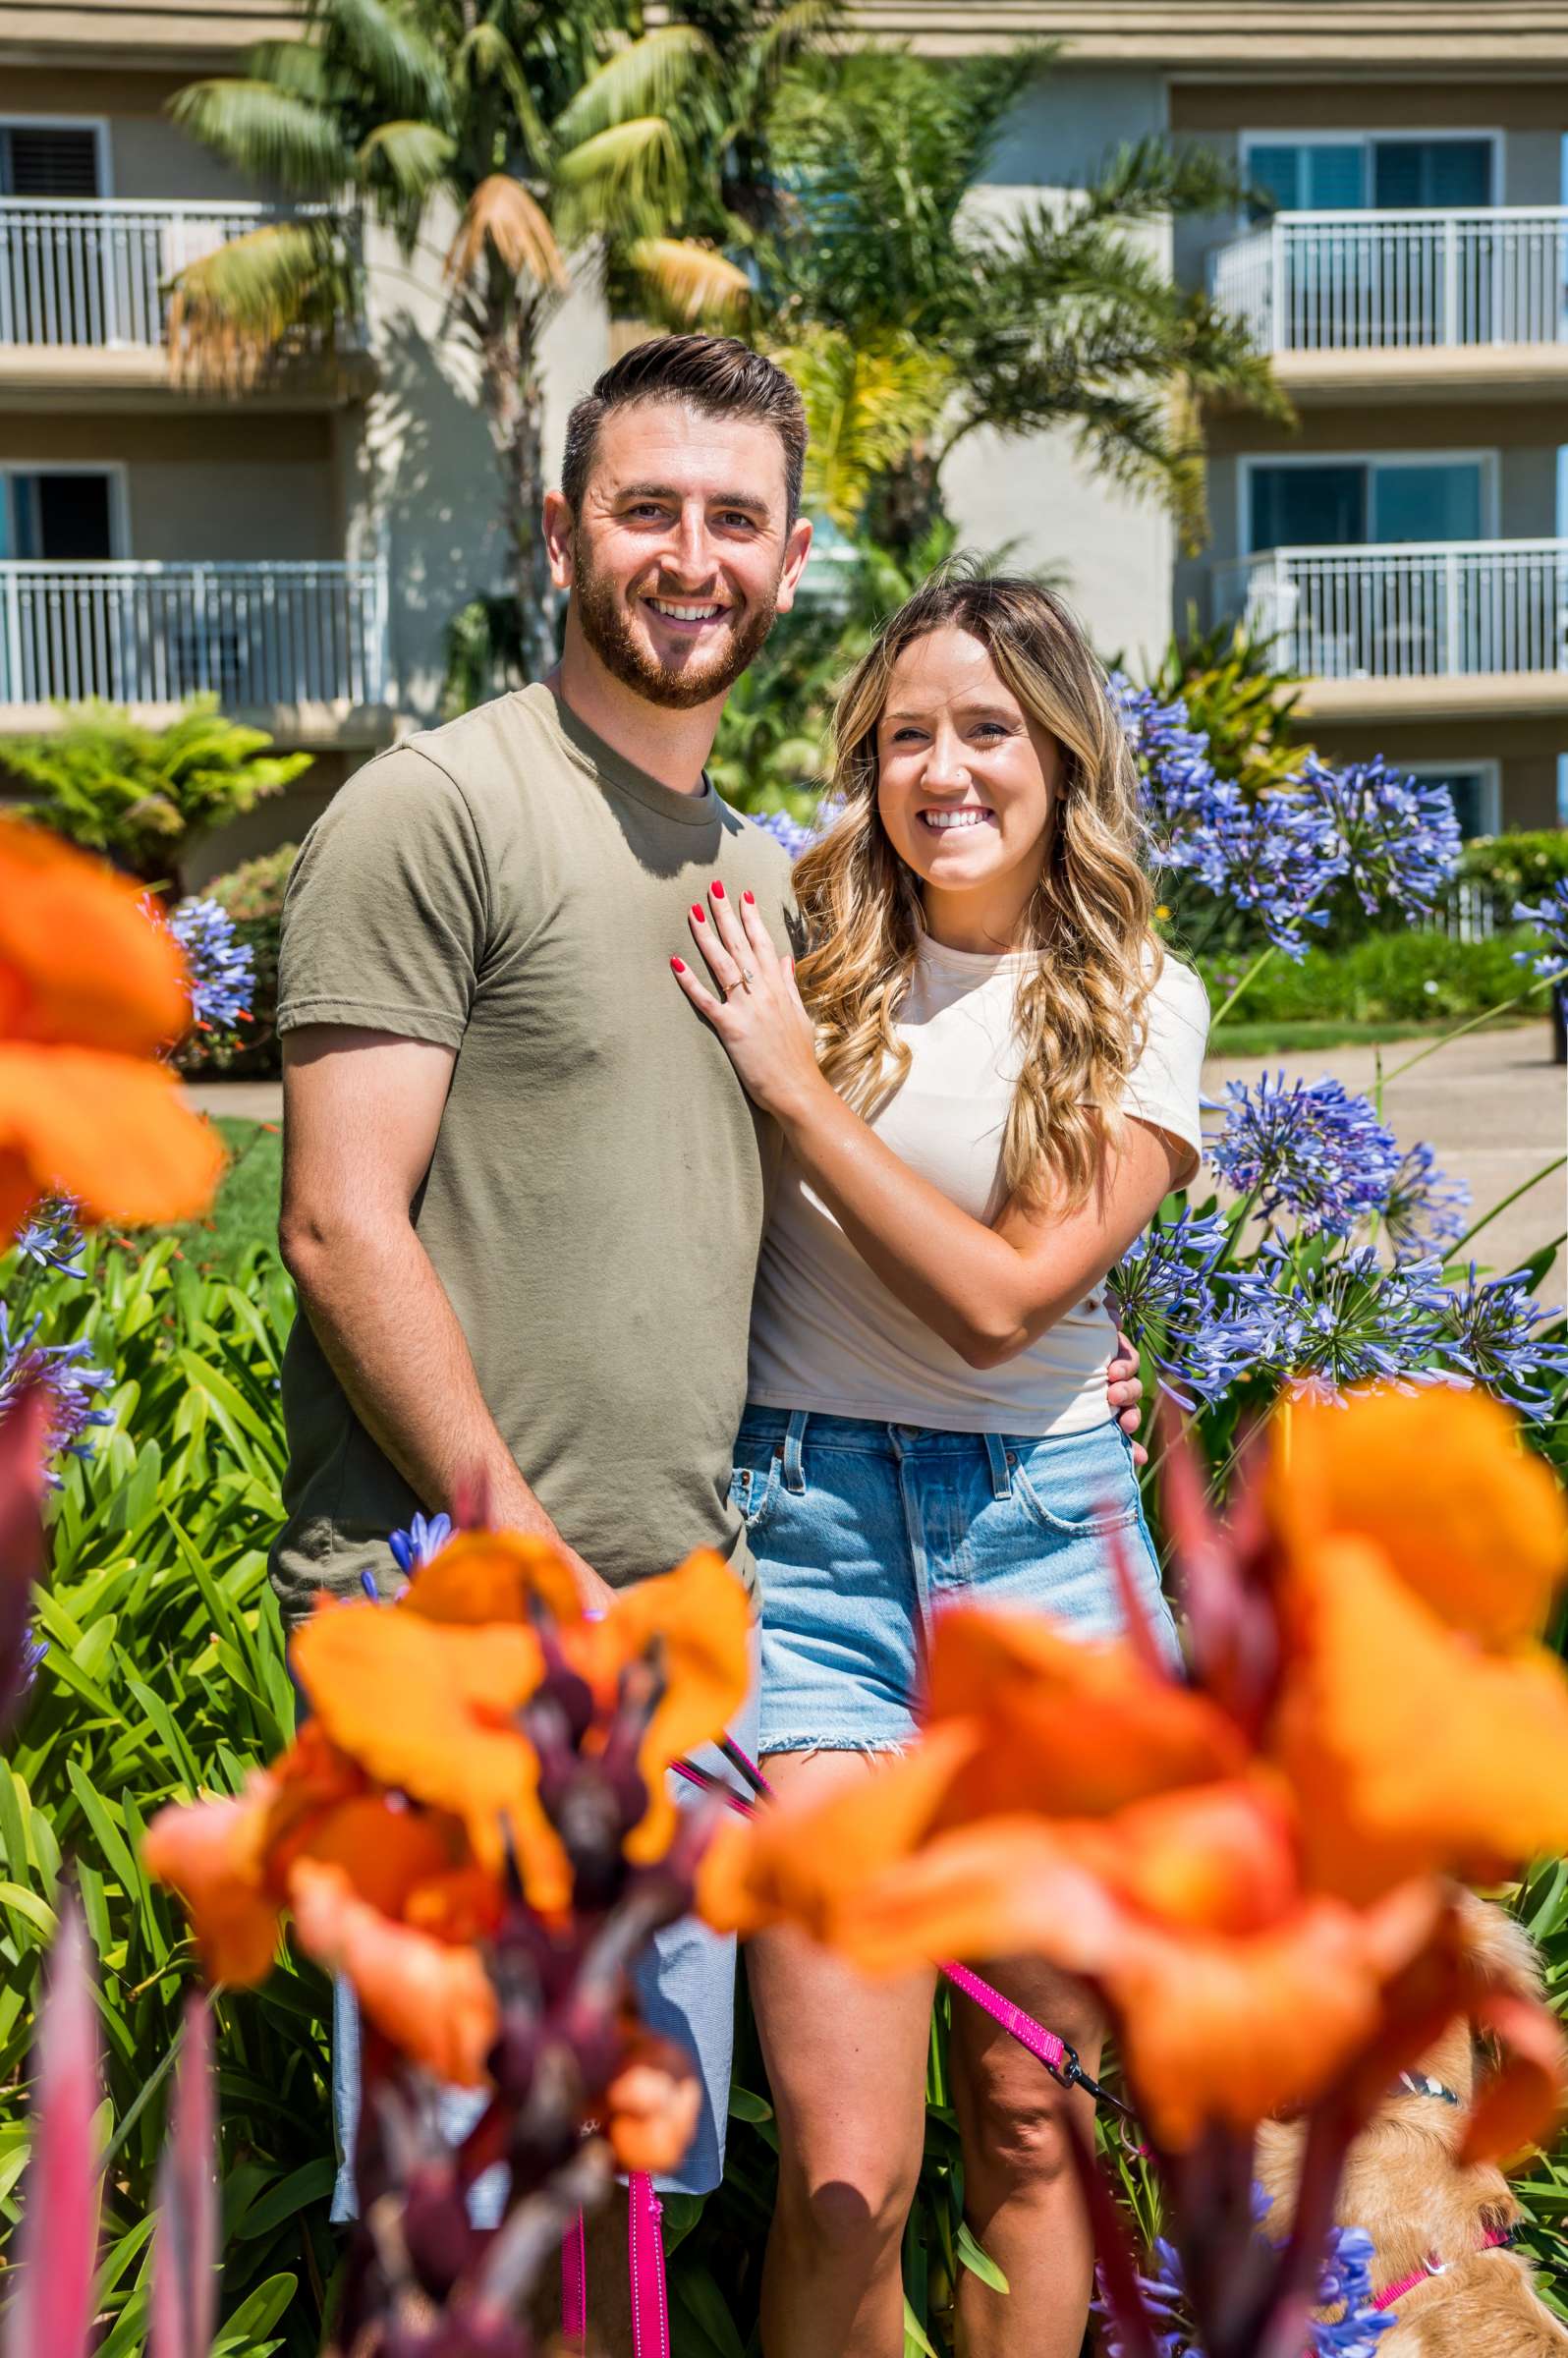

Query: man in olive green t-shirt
[
  {"left": 273, "top": 342, "right": 812, "bottom": 1621},
  {"left": 273, "top": 340, "right": 815, "bottom": 2258}
]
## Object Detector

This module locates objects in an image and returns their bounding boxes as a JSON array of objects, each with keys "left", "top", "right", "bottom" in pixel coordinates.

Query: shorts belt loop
[
  {"left": 782, "top": 1409, "right": 809, "bottom": 1495},
  {"left": 982, "top": 1431, "right": 1012, "bottom": 1502}
]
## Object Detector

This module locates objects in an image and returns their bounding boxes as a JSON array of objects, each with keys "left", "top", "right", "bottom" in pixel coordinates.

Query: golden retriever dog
[{"left": 1257, "top": 1897, "right": 1568, "bottom": 2353}]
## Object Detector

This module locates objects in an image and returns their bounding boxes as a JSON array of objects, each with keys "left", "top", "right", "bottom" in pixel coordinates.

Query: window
[
  {"left": 0, "top": 470, "right": 118, "bottom": 560},
  {"left": 1409, "top": 765, "right": 1500, "bottom": 840},
  {"left": 0, "top": 123, "right": 101, "bottom": 198},
  {"left": 1248, "top": 458, "right": 1489, "bottom": 550},
  {"left": 1245, "top": 133, "right": 1495, "bottom": 218}
]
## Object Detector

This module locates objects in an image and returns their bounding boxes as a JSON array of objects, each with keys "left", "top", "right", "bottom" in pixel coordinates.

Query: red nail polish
[
  {"left": 711, "top": 879, "right": 725, "bottom": 900},
  {"left": 690, "top": 903, "right": 705, "bottom": 923},
  {"left": 743, "top": 889, "right": 756, "bottom": 905},
  {"left": 671, "top": 957, "right": 687, "bottom": 974}
]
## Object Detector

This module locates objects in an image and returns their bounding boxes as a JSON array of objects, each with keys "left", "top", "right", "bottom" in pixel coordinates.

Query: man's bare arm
[{"left": 278, "top": 1025, "right": 614, "bottom": 1608}]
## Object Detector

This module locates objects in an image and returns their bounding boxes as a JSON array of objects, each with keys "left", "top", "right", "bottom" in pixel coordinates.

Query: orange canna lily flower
[
  {"left": 1268, "top": 1386, "right": 1568, "bottom": 1649},
  {"left": 1270, "top": 1534, "right": 1568, "bottom": 1903},
  {"left": 924, "top": 1604, "right": 1246, "bottom": 1825},
  {"left": 578, "top": 1550, "right": 753, "bottom": 1867},
  {"left": 289, "top": 1860, "right": 498, "bottom": 2086},
  {"left": 601, "top": 2034, "right": 702, "bottom": 2177},
  {"left": 0, "top": 821, "right": 222, "bottom": 1238},
  {"left": 289, "top": 1600, "right": 566, "bottom": 1900},
  {"left": 400, "top": 1529, "right": 587, "bottom": 1631},
  {"left": 142, "top": 1774, "right": 282, "bottom": 1986}
]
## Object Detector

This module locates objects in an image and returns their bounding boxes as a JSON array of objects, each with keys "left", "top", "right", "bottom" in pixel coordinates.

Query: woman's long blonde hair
[{"left": 793, "top": 573, "right": 1159, "bottom": 1212}]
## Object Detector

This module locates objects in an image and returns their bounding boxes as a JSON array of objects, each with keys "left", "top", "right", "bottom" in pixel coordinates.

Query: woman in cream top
[{"left": 669, "top": 574, "right": 1206, "bottom": 2358}]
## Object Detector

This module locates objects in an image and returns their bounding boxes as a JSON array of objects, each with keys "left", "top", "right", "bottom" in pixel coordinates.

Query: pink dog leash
[
  {"left": 1372, "top": 2224, "right": 1515, "bottom": 2313},
  {"left": 560, "top": 1737, "right": 1125, "bottom": 2356}
]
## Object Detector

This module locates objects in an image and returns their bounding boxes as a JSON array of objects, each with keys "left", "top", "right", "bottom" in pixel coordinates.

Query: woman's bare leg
[
  {"left": 948, "top": 1959, "right": 1104, "bottom": 2358},
  {"left": 748, "top": 1752, "right": 937, "bottom": 2358}
]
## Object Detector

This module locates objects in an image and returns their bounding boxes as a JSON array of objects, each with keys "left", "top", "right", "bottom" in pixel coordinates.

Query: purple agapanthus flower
[
  {"left": 16, "top": 1629, "right": 47, "bottom": 1696},
  {"left": 1276, "top": 1247, "right": 1449, "bottom": 1401},
  {"left": 1208, "top": 1075, "right": 1403, "bottom": 1241},
  {"left": 1514, "top": 879, "right": 1568, "bottom": 983},
  {"left": 0, "top": 1304, "right": 113, "bottom": 1484},
  {"left": 389, "top": 1510, "right": 454, "bottom": 1581},
  {"left": 1098, "top": 2198, "right": 1390, "bottom": 2358},
  {"left": 749, "top": 808, "right": 819, "bottom": 862},
  {"left": 1432, "top": 1264, "right": 1568, "bottom": 1421},
  {"left": 13, "top": 1198, "right": 84, "bottom": 1281},
  {"left": 1111, "top": 1207, "right": 1288, "bottom": 1409},
  {"left": 166, "top": 896, "right": 255, "bottom": 1036},
  {"left": 1292, "top": 754, "right": 1462, "bottom": 920},
  {"left": 1379, "top": 1143, "right": 1471, "bottom": 1262}
]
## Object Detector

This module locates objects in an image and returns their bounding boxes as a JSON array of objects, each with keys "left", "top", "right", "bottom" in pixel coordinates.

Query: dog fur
[{"left": 1256, "top": 1897, "right": 1568, "bottom": 2354}]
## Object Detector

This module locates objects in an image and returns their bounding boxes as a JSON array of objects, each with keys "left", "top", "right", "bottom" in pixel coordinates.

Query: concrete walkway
[
  {"left": 189, "top": 1015, "right": 1568, "bottom": 1296},
  {"left": 1204, "top": 1020, "right": 1567, "bottom": 1298}
]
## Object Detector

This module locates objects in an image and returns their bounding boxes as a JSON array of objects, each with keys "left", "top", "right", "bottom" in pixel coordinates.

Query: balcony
[
  {"left": 0, "top": 198, "right": 367, "bottom": 400},
  {"left": 1215, "top": 540, "right": 1568, "bottom": 721},
  {"left": 0, "top": 559, "right": 392, "bottom": 739},
  {"left": 1209, "top": 209, "right": 1568, "bottom": 397}
]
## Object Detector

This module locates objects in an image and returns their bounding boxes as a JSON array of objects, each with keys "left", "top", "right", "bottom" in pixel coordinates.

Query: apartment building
[
  {"left": 884, "top": 1, "right": 1568, "bottom": 835},
  {"left": 0, "top": 0, "right": 602, "bottom": 875},
  {"left": 0, "top": 1, "right": 1563, "bottom": 856}
]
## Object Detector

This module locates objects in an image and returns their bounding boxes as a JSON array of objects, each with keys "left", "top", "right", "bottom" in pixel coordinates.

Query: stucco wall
[
  {"left": 945, "top": 67, "right": 1176, "bottom": 661},
  {"left": 355, "top": 209, "right": 610, "bottom": 724}
]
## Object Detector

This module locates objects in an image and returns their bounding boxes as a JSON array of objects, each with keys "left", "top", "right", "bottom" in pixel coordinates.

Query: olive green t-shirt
[{"left": 269, "top": 680, "right": 794, "bottom": 1623}]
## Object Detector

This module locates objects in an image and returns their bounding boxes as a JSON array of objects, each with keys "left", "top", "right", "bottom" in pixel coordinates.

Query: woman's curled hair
[{"left": 792, "top": 572, "right": 1160, "bottom": 1213}]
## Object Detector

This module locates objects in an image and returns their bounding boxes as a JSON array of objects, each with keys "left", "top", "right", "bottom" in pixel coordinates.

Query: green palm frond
[
  {"left": 777, "top": 325, "right": 952, "bottom": 530},
  {"left": 168, "top": 80, "right": 350, "bottom": 194},
  {"left": 1081, "top": 134, "right": 1253, "bottom": 227},
  {"left": 357, "top": 119, "right": 458, "bottom": 201},
  {"left": 453, "top": 22, "right": 554, "bottom": 167},
  {"left": 244, "top": 39, "right": 328, "bottom": 101},
  {"left": 629, "top": 237, "right": 752, "bottom": 326},
  {"left": 166, "top": 219, "right": 345, "bottom": 388},
  {"left": 320, "top": 0, "right": 451, "bottom": 123},
  {"left": 555, "top": 115, "right": 685, "bottom": 226},
  {"left": 552, "top": 25, "right": 714, "bottom": 150}
]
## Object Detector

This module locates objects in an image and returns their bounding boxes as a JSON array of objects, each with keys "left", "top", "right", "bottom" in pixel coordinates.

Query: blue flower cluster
[
  {"left": 0, "top": 1302, "right": 112, "bottom": 1487},
  {"left": 1107, "top": 678, "right": 1461, "bottom": 958},
  {"left": 1293, "top": 754, "right": 1462, "bottom": 921},
  {"left": 1435, "top": 1264, "right": 1568, "bottom": 1421},
  {"left": 1208, "top": 1075, "right": 1403, "bottom": 1240},
  {"left": 1279, "top": 1247, "right": 1450, "bottom": 1401},
  {"left": 1380, "top": 1142, "right": 1471, "bottom": 1261},
  {"left": 14, "top": 1198, "right": 84, "bottom": 1280},
  {"left": 749, "top": 808, "right": 819, "bottom": 862},
  {"left": 1099, "top": 2203, "right": 1390, "bottom": 2358},
  {"left": 1110, "top": 1207, "right": 1290, "bottom": 1410},
  {"left": 167, "top": 896, "right": 255, "bottom": 1037},
  {"left": 1514, "top": 878, "right": 1568, "bottom": 984}
]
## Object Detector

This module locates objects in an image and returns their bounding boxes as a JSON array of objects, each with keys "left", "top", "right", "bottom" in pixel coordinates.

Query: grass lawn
[
  {"left": 169, "top": 1115, "right": 282, "bottom": 1272},
  {"left": 1207, "top": 1012, "right": 1540, "bottom": 1056}
]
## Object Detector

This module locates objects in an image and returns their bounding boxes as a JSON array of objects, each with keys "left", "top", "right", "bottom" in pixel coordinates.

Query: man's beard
[{"left": 571, "top": 534, "right": 780, "bottom": 711}]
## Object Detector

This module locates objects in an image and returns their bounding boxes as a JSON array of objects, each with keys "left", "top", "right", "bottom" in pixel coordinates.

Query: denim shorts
[{"left": 732, "top": 1408, "right": 1177, "bottom": 1755}]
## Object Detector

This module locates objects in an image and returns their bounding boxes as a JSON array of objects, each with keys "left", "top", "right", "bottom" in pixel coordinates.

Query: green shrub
[
  {"left": 1200, "top": 925, "right": 1544, "bottom": 1033},
  {"left": 1, "top": 1237, "right": 334, "bottom": 2356},
  {"left": 0, "top": 700, "right": 309, "bottom": 899},
  {"left": 177, "top": 845, "right": 297, "bottom": 1082},
  {"left": 1459, "top": 829, "right": 1568, "bottom": 900}
]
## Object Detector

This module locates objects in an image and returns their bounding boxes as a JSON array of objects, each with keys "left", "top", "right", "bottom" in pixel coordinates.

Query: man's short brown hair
[{"left": 561, "top": 335, "right": 808, "bottom": 525}]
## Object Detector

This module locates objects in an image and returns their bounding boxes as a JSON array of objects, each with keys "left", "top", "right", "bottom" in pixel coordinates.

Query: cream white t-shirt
[{"left": 746, "top": 942, "right": 1208, "bottom": 1436}]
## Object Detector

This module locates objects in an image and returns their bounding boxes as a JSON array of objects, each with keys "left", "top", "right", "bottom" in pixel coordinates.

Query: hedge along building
[
  {"left": 0, "top": 0, "right": 1564, "bottom": 863},
  {"left": 871, "top": 0, "right": 1568, "bottom": 838}
]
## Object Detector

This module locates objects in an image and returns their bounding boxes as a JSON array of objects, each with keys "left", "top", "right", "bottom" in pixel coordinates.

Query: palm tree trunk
[{"left": 477, "top": 286, "right": 555, "bottom": 684}]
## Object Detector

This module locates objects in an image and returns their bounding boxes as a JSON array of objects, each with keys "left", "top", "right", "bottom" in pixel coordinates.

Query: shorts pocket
[
  {"left": 730, "top": 1438, "right": 784, "bottom": 1535},
  {"left": 1007, "top": 1427, "right": 1141, "bottom": 1538}
]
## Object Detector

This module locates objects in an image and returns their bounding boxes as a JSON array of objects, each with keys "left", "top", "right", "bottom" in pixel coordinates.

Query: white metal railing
[
  {"left": 1209, "top": 207, "right": 1568, "bottom": 353},
  {"left": 0, "top": 198, "right": 352, "bottom": 350},
  {"left": 1215, "top": 541, "right": 1568, "bottom": 681},
  {"left": 0, "top": 560, "right": 389, "bottom": 706}
]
